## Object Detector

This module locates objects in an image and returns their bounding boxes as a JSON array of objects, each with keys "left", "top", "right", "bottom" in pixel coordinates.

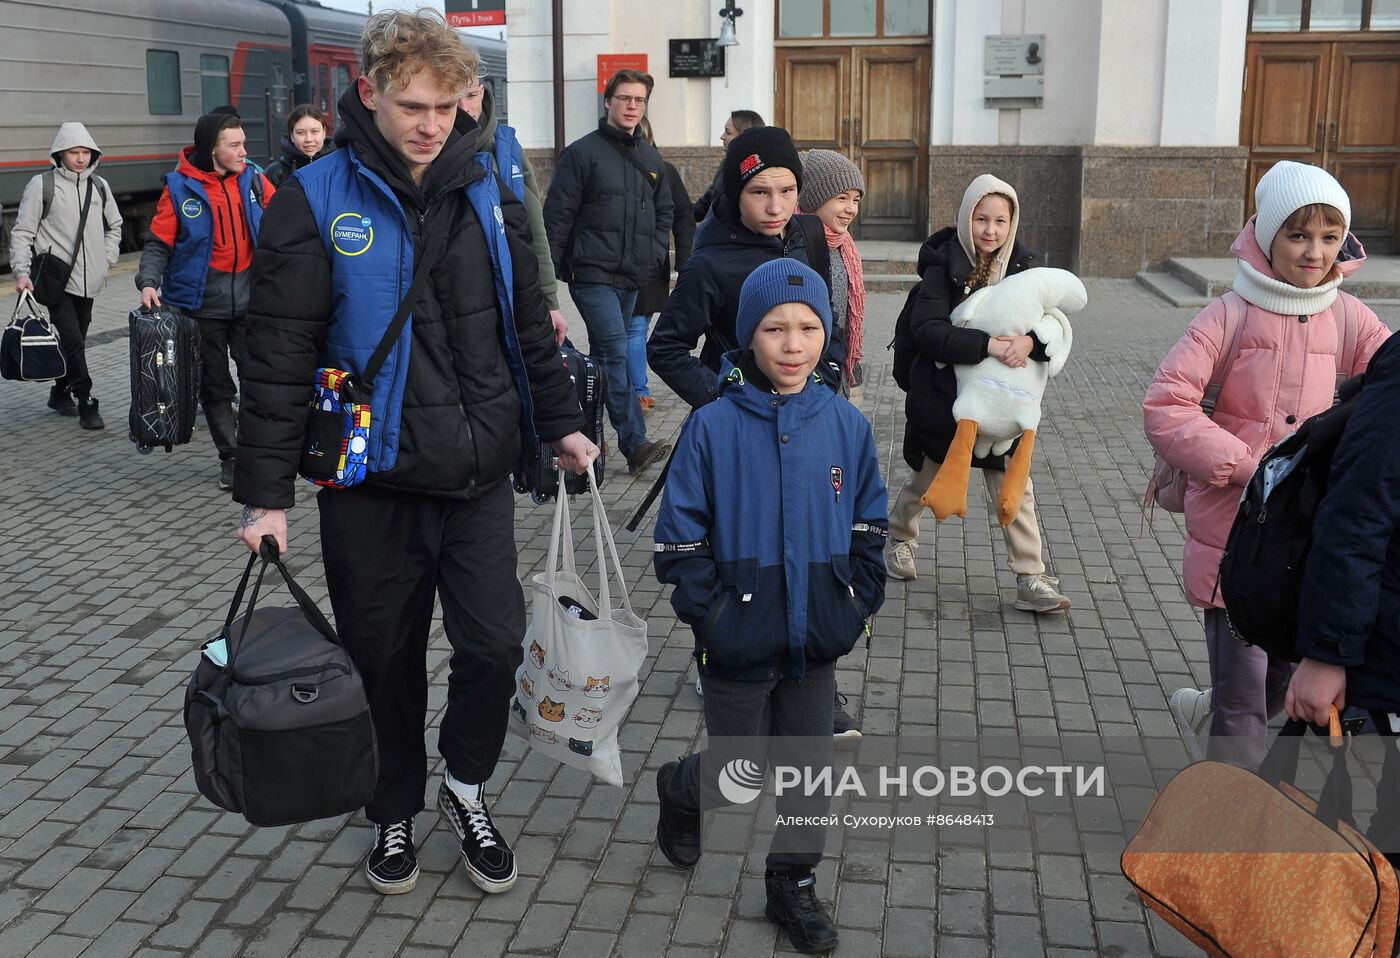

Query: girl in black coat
[
  {"left": 263, "top": 105, "right": 333, "bottom": 188},
  {"left": 886, "top": 174, "right": 1069, "bottom": 614}
]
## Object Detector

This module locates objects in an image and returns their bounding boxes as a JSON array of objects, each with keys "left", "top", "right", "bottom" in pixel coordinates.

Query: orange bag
[{"left": 1122, "top": 709, "right": 1397, "bottom": 957}]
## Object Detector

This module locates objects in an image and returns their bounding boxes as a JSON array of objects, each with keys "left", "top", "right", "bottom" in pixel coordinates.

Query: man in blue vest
[
  {"left": 233, "top": 10, "right": 596, "bottom": 898},
  {"left": 460, "top": 76, "right": 567, "bottom": 347},
  {"left": 136, "top": 107, "right": 275, "bottom": 491}
]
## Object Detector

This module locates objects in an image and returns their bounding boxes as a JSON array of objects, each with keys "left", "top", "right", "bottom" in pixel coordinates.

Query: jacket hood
[
  {"left": 277, "top": 133, "right": 331, "bottom": 169},
  {"left": 1230, "top": 214, "right": 1367, "bottom": 279},
  {"left": 475, "top": 85, "right": 500, "bottom": 144},
  {"left": 49, "top": 122, "right": 102, "bottom": 167},
  {"left": 334, "top": 85, "right": 483, "bottom": 210},
  {"left": 695, "top": 192, "right": 790, "bottom": 252},
  {"left": 715, "top": 352, "right": 836, "bottom": 421},
  {"left": 175, "top": 145, "right": 237, "bottom": 186},
  {"left": 916, "top": 226, "right": 959, "bottom": 277},
  {"left": 956, "top": 173, "right": 1021, "bottom": 287},
  {"left": 1230, "top": 215, "right": 1366, "bottom": 315}
]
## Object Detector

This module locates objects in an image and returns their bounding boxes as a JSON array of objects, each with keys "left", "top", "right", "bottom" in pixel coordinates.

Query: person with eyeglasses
[{"left": 543, "top": 68, "right": 674, "bottom": 475}]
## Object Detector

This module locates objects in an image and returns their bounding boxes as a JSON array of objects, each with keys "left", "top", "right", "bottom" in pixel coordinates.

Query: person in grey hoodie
[{"left": 9, "top": 121, "right": 123, "bottom": 429}]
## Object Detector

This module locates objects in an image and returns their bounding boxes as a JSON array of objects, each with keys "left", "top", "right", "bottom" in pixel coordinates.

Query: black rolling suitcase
[
  {"left": 514, "top": 343, "right": 607, "bottom": 503},
  {"left": 129, "top": 305, "right": 200, "bottom": 454}
]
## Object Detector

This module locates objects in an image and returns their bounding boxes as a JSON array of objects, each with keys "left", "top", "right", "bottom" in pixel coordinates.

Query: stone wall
[
  {"left": 527, "top": 143, "right": 1247, "bottom": 276},
  {"left": 1077, "top": 147, "right": 1246, "bottom": 276},
  {"left": 926, "top": 147, "right": 1082, "bottom": 269},
  {"left": 927, "top": 145, "right": 1247, "bottom": 276}
]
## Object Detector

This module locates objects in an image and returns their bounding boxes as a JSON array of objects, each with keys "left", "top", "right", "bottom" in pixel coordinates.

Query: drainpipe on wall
[{"left": 552, "top": 0, "right": 565, "bottom": 157}]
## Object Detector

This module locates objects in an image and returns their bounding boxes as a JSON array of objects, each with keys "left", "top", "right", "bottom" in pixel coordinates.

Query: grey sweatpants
[
  {"left": 667, "top": 663, "right": 836, "bottom": 869},
  {"left": 887, "top": 457, "right": 1046, "bottom": 577},
  {"left": 1204, "top": 608, "right": 1293, "bottom": 768}
]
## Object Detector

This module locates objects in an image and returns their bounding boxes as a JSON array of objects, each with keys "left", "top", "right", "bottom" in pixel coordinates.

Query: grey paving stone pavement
[{"left": 3, "top": 260, "right": 1399, "bottom": 957}]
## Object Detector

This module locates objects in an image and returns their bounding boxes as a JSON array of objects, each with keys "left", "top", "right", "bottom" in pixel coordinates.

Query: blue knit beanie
[{"left": 735, "top": 259, "right": 832, "bottom": 349}]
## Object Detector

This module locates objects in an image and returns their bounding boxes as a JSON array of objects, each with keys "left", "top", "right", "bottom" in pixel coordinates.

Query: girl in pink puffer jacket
[{"left": 1144, "top": 161, "right": 1390, "bottom": 767}]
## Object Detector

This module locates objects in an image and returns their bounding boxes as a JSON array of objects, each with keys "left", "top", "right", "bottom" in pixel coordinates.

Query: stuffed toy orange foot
[
  {"left": 996, "top": 429, "right": 1036, "bottom": 527},
  {"left": 921, "top": 419, "right": 978, "bottom": 521}
]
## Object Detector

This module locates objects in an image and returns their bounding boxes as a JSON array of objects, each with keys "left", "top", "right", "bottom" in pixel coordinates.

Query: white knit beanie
[{"left": 1254, "top": 161, "right": 1351, "bottom": 257}]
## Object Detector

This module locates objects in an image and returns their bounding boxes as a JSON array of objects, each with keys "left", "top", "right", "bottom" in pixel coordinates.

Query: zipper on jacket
[{"left": 222, "top": 179, "right": 240, "bottom": 322}]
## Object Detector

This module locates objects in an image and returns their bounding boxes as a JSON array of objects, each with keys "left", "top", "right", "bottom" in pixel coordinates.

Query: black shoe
[
  {"left": 437, "top": 781, "right": 517, "bottom": 893},
  {"left": 365, "top": 819, "right": 418, "bottom": 895},
  {"left": 77, "top": 397, "right": 105, "bottom": 430},
  {"left": 765, "top": 866, "right": 840, "bottom": 954},
  {"left": 627, "top": 440, "right": 671, "bottom": 475},
  {"left": 833, "top": 690, "right": 861, "bottom": 741},
  {"left": 48, "top": 385, "right": 77, "bottom": 416},
  {"left": 655, "top": 760, "right": 702, "bottom": 869},
  {"left": 219, "top": 459, "right": 236, "bottom": 491}
]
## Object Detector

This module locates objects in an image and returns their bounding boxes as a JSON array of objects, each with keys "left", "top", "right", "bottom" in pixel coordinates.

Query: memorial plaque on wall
[{"left": 668, "top": 39, "right": 725, "bottom": 79}]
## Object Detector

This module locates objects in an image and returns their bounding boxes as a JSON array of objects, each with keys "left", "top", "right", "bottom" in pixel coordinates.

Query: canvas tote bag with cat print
[{"left": 508, "top": 467, "right": 648, "bottom": 787}]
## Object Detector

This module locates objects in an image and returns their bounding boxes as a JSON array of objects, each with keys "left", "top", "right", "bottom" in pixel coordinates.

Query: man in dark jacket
[
  {"left": 137, "top": 107, "right": 275, "bottom": 490},
  {"left": 233, "top": 10, "right": 595, "bottom": 900},
  {"left": 647, "top": 126, "right": 839, "bottom": 411},
  {"left": 543, "top": 68, "right": 672, "bottom": 474}
]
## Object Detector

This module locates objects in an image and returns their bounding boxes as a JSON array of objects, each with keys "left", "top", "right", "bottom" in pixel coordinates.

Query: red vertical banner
[{"left": 597, "top": 53, "right": 650, "bottom": 93}]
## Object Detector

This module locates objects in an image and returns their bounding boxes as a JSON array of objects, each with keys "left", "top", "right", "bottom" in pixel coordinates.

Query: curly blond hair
[{"left": 360, "top": 7, "right": 478, "bottom": 96}]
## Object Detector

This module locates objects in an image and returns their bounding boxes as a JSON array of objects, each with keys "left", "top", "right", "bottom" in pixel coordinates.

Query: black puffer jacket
[
  {"left": 262, "top": 134, "right": 334, "bottom": 188},
  {"left": 1296, "top": 334, "right": 1400, "bottom": 709},
  {"left": 634, "top": 161, "right": 695, "bottom": 316},
  {"left": 903, "top": 227, "right": 1039, "bottom": 473},
  {"left": 647, "top": 194, "right": 835, "bottom": 409},
  {"left": 233, "top": 89, "right": 582, "bottom": 508},
  {"left": 543, "top": 119, "right": 673, "bottom": 290}
]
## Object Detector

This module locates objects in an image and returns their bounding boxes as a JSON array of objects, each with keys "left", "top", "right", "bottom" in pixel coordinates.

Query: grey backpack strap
[
  {"left": 1334, "top": 292, "right": 1360, "bottom": 399},
  {"left": 40, "top": 170, "right": 54, "bottom": 223},
  {"left": 1201, "top": 291, "right": 1247, "bottom": 418}
]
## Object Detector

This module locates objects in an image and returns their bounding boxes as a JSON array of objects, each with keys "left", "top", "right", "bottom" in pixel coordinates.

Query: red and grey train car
[{"left": 0, "top": 0, "right": 365, "bottom": 246}]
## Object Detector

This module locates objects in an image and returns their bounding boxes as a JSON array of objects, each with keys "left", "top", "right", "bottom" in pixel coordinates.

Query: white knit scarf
[{"left": 1232, "top": 257, "right": 1342, "bottom": 316}]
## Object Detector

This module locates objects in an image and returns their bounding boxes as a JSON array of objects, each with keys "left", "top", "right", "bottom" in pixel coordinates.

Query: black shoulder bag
[
  {"left": 31, "top": 177, "right": 94, "bottom": 309},
  {"left": 299, "top": 210, "right": 447, "bottom": 488}
]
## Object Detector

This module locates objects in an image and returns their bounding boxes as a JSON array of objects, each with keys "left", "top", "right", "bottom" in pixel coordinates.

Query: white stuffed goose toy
[{"left": 921, "top": 267, "right": 1087, "bottom": 526}]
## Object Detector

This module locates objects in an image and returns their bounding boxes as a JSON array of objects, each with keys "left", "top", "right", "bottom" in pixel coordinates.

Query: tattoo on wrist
[{"left": 240, "top": 507, "right": 268, "bottom": 530}]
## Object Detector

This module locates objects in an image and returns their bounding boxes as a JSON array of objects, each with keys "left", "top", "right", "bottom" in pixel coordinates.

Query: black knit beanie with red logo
[{"left": 722, "top": 126, "right": 803, "bottom": 205}]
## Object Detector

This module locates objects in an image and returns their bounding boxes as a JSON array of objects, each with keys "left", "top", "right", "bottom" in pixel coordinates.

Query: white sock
[{"left": 446, "top": 771, "right": 484, "bottom": 809}]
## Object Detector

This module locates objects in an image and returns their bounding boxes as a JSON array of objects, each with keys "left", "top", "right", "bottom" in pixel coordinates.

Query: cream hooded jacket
[{"left": 8, "top": 122, "right": 123, "bottom": 298}]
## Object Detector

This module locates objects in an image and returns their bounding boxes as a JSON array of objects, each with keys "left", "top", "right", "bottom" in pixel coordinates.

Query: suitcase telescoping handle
[{"left": 220, "top": 536, "right": 340, "bottom": 668}]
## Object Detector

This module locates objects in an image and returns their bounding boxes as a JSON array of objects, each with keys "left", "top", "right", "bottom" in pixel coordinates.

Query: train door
[
  {"left": 309, "top": 45, "right": 357, "bottom": 134},
  {"left": 232, "top": 48, "right": 272, "bottom": 164}
]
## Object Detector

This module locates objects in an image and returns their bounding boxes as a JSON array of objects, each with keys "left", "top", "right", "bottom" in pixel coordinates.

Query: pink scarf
[{"left": 826, "top": 225, "right": 865, "bottom": 386}]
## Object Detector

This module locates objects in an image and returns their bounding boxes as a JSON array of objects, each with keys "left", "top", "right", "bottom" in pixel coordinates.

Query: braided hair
[{"left": 964, "top": 252, "right": 996, "bottom": 295}]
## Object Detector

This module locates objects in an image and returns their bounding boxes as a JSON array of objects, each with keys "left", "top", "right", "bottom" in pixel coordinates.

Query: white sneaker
[
  {"left": 885, "top": 539, "right": 917, "bottom": 580},
  {"left": 1014, "top": 574, "right": 1070, "bottom": 612},
  {"left": 1170, "top": 687, "right": 1213, "bottom": 763}
]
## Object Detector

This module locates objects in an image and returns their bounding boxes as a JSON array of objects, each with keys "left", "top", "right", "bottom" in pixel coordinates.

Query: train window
[
  {"left": 201, "top": 55, "right": 231, "bottom": 112},
  {"left": 146, "top": 49, "right": 181, "bottom": 115}
]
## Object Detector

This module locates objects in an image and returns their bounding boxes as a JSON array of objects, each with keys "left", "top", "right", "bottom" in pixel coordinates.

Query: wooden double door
[
  {"left": 1242, "top": 39, "right": 1400, "bottom": 251},
  {"left": 776, "top": 45, "right": 930, "bottom": 240}
]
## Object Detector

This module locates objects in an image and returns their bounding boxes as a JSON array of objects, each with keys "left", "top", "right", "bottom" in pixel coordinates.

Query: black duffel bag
[{"left": 185, "top": 537, "right": 377, "bottom": 826}]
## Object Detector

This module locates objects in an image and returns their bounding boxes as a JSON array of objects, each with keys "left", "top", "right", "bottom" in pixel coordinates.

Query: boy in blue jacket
[{"left": 652, "top": 258, "right": 888, "bottom": 954}]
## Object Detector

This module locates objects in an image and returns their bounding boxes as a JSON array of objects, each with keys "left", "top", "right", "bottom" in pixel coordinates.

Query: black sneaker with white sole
[
  {"left": 366, "top": 819, "right": 418, "bottom": 894},
  {"left": 437, "top": 782, "right": 517, "bottom": 893}
]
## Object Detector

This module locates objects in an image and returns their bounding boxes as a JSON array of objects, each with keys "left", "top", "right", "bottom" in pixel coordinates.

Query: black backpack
[
  {"left": 1218, "top": 375, "right": 1367, "bottom": 661},
  {"left": 888, "top": 283, "right": 921, "bottom": 392}
]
